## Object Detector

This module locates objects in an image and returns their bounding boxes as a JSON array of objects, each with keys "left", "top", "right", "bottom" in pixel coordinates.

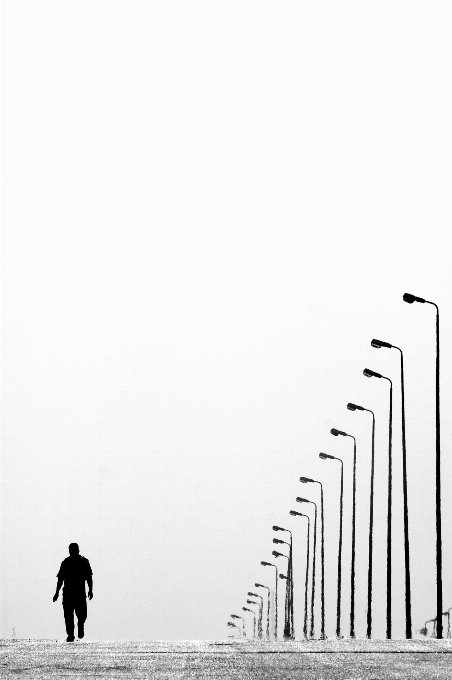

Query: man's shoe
[
  {"left": 78, "top": 623, "right": 84, "bottom": 639},
  {"left": 66, "top": 635, "right": 75, "bottom": 642}
]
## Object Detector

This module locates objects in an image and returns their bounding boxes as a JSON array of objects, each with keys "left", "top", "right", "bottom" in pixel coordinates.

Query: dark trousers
[{"left": 62, "top": 595, "right": 87, "bottom": 637}]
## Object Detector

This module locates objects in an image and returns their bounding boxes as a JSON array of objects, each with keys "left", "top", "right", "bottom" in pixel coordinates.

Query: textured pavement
[{"left": 2, "top": 639, "right": 452, "bottom": 679}]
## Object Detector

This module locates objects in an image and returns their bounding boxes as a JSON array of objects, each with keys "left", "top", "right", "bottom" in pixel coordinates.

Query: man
[{"left": 53, "top": 543, "right": 93, "bottom": 642}]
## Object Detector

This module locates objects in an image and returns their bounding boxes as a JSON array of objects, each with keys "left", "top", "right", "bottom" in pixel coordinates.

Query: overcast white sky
[{"left": 2, "top": 1, "right": 452, "bottom": 641}]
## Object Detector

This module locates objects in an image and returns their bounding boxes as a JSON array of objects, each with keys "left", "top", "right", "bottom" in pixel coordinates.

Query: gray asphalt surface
[{"left": 2, "top": 639, "right": 452, "bottom": 679}]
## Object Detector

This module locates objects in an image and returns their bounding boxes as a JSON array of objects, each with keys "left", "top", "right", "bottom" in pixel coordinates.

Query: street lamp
[
  {"left": 290, "top": 509, "right": 310, "bottom": 639},
  {"left": 319, "top": 452, "right": 343, "bottom": 639},
  {"left": 255, "top": 583, "right": 270, "bottom": 640},
  {"left": 261, "top": 561, "right": 278, "bottom": 640},
  {"left": 347, "top": 402, "right": 375, "bottom": 639},
  {"left": 296, "top": 497, "right": 317, "bottom": 638},
  {"left": 228, "top": 621, "right": 241, "bottom": 637},
  {"left": 230, "top": 614, "right": 245, "bottom": 637},
  {"left": 242, "top": 607, "right": 257, "bottom": 638},
  {"left": 300, "top": 476, "right": 326, "bottom": 639},
  {"left": 403, "top": 292, "right": 442, "bottom": 637},
  {"left": 247, "top": 599, "right": 262, "bottom": 639},
  {"left": 273, "top": 526, "right": 294, "bottom": 640},
  {"left": 331, "top": 427, "right": 357, "bottom": 639},
  {"left": 364, "top": 367, "right": 393, "bottom": 639},
  {"left": 371, "top": 337, "right": 412, "bottom": 639},
  {"left": 248, "top": 593, "right": 264, "bottom": 639}
]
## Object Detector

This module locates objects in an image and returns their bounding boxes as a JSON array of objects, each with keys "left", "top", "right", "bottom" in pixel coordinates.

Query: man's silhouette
[{"left": 53, "top": 543, "right": 93, "bottom": 642}]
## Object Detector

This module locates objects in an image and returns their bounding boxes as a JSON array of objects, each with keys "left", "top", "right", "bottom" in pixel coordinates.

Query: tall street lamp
[
  {"left": 403, "top": 292, "right": 442, "bottom": 638},
  {"left": 364, "top": 367, "right": 393, "bottom": 639},
  {"left": 242, "top": 606, "right": 257, "bottom": 638},
  {"left": 372, "top": 337, "right": 412, "bottom": 639},
  {"left": 296, "top": 497, "right": 317, "bottom": 638},
  {"left": 255, "top": 583, "right": 271, "bottom": 640},
  {"left": 290, "top": 509, "right": 310, "bottom": 639},
  {"left": 261, "top": 561, "right": 278, "bottom": 639},
  {"left": 300, "top": 477, "right": 326, "bottom": 639},
  {"left": 331, "top": 427, "right": 357, "bottom": 639},
  {"left": 248, "top": 593, "right": 264, "bottom": 639},
  {"left": 230, "top": 614, "right": 245, "bottom": 637},
  {"left": 319, "top": 452, "right": 344, "bottom": 639},
  {"left": 347, "top": 402, "right": 375, "bottom": 639}
]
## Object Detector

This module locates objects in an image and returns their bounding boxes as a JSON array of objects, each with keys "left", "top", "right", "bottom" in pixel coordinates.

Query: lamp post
[
  {"left": 364, "top": 367, "right": 393, "bottom": 639},
  {"left": 261, "top": 561, "right": 278, "bottom": 639},
  {"left": 371, "top": 338, "right": 412, "bottom": 639},
  {"left": 319, "top": 452, "right": 343, "bottom": 639},
  {"left": 255, "top": 583, "right": 271, "bottom": 639},
  {"left": 247, "top": 599, "right": 263, "bottom": 638},
  {"left": 248, "top": 593, "right": 264, "bottom": 639},
  {"left": 403, "top": 292, "right": 442, "bottom": 638},
  {"left": 290, "top": 509, "right": 310, "bottom": 639},
  {"left": 331, "top": 427, "right": 357, "bottom": 639},
  {"left": 300, "top": 477, "right": 326, "bottom": 639},
  {"left": 227, "top": 621, "right": 241, "bottom": 637},
  {"left": 296, "top": 497, "right": 317, "bottom": 638},
  {"left": 273, "top": 526, "right": 294, "bottom": 640},
  {"left": 231, "top": 614, "right": 245, "bottom": 637},
  {"left": 242, "top": 606, "right": 257, "bottom": 638},
  {"left": 347, "top": 402, "right": 375, "bottom": 639}
]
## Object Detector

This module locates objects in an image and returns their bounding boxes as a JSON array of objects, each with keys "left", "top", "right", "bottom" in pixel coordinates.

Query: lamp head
[
  {"left": 261, "top": 561, "right": 271, "bottom": 567},
  {"left": 273, "top": 538, "right": 284, "bottom": 545},
  {"left": 231, "top": 614, "right": 239, "bottom": 619},
  {"left": 403, "top": 293, "right": 425, "bottom": 304},
  {"left": 242, "top": 607, "right": 251, "bottom": 613},
  {"left": 296, "top": 496, "right": 308, "bottom": 504},
  {"left": 371, "top": 338, "right": 392, "bottom": 349},
  {"left": 300, "top": 476, "right": 314, "bottom": 483},
  {"left": 289, "top": 510, "right": 301, "bottom": 516},
  {"left": 347, "top": 402, "right": 364, "bottom": 411},
  {"left": 227, "top": 621, "right": 236, "bottom": 627},
  {"left": 363, "top": 368, "right": 381, "bottom": 378},
  {"left": 279, "top": 573, "right": 288, "bottom": 580},
  {"left": 319, "top": 452, "right": 333, "bottom": 460},
  {"left": 255, "top": 583, "right": 264, "bottom": 588},
  {"left": 272, "top": 525, "right": 283, "bottom": 532},
  {"left": 248, "top": 592, "right": 257, "bottom": 597},
  {"left": 331, "top": 428, "right": 346, "bottom": 436},
  {"left": 272, "top": 550, "right": 282, "bottom": 558}
]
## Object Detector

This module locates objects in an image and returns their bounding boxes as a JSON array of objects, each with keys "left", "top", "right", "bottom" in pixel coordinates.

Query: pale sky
[{"left": 2, "top": 1, "right": 452, "bottom": 641}]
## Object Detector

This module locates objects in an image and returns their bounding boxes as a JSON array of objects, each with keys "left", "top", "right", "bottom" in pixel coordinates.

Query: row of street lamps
[{"left": 228, "top": 293, "right": 443, "bottom": 640}]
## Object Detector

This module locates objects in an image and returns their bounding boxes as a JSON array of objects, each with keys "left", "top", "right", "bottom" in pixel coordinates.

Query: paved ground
[{"left": 2, "top": 639, "right": 452, "bottom": 679}]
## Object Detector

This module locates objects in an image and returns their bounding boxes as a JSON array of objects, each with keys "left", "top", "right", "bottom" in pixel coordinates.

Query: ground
[{"left": 2, "top": 639, "right": 452, "bottom": 679}]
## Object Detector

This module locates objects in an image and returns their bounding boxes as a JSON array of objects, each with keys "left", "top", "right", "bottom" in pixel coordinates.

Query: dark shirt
[{"left": 57, "top": 555, "right": 92, "bottom": 598}]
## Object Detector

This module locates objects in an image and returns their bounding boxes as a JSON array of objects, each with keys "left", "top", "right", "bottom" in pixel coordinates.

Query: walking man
[{"left": 53, "top": 543, "right": 93, "bottom": 642}]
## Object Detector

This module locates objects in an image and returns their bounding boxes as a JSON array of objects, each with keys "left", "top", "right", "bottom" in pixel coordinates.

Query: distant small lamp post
[
  {"left": 319, "top": 452, "right": 343, "bottom": 639},
  {"left": 296, "top": 497, "right": 317, "bottom": 638},
  {"left": 242, "top": 606, "right": 257, "bottom": 638},
  {"left": 230, "top": 614, "right": 245, "bottom": 637},
  {"left": 227, "top": 621, "right": 240, "bottom": 637},
  {"left": 300, "top": 476, "right": 326, "bottom": 639},
  {"left": 261, "top": 561, "right": 278, "bottom": 640},
  {"left": 331, "top": 427, "right": 357, "bottom": 639},
  {"left": 290, "top": 509, "right": 310, "bottom": 639},
  {"left": 255, "top": 583, "right": 271, "bottom": 640},
  {"left": 347, "top": 401, "right": 375, "bottom": 639},
  {"left": 273, "top": 526, "right": 294, "bottom": 640},
  {"left": 364, "top": 367, "right": 393, "bottom": 639},
  {"left": 248, "top": 593, "right": 264, "bottom": 639}
]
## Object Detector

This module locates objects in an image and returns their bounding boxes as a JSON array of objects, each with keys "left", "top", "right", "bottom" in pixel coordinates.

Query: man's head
[{"left": 69, "top": 543, "right": 80, "bottom": 556}]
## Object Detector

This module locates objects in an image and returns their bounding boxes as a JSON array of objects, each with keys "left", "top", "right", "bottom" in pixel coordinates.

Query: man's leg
[
  {"left": 75, "top": 597, "right": 87, "bottom": 639},
  {"left": 62, "top": 598, "right": 75, "bottom": 641}
]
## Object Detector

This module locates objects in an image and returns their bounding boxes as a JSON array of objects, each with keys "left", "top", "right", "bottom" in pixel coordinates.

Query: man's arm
[
  {"left": 87, "top": 572, "right": 93, "bottom": 599},
  {"left": 53, "top": 575, "right": 64, "bottom": 602}
]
